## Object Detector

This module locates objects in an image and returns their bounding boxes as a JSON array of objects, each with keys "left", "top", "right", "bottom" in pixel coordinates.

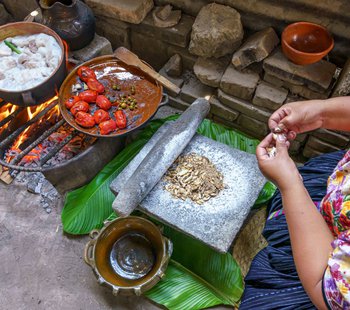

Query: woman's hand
[
  {"left": 269, "top": 100, "right": 326, "bottom": 138},
  {"left": 256, "top": 133, "right": 300, "bottom": 191}
]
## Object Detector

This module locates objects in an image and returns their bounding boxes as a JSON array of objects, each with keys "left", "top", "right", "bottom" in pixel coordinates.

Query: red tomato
[
  {"left": 70, "top": 100, "right": 89, "bottom": 116},
  {"left": 75, "top": 111, "right": 95, "bottom": 128},
  {"left": 114, "top": 110, "right": 127, "bottom": 129},
  {"left": 64, "top": 96, "right": 80, "bottom": 110},
  {"left": 77, "top": 66, "right": 96, "bottom": 82},
  {"left": 78, "top": 90, "right": 98, "bottom": 103},
  {"left": 99, "top": 119, "right": 116, "bottom": 135},
  {"left": 94, "top": 109, "right": 110, "bottom": 124},
  {"left": 87, "top": 78, "right": 105, "bottom": 94},
  {"left": 96, "top": 95, "right": 111, "bottom": 111}
]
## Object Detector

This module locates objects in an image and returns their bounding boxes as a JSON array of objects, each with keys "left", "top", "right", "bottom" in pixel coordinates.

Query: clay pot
[
  {"left": 39, "top": 0, "right": 95, "bottom": 51},
  {"left": 84, "top": 216, "right": 172, "bottom": 296},
  {"left": 281, "top": 22, "right": 334, "bottom": 65}
]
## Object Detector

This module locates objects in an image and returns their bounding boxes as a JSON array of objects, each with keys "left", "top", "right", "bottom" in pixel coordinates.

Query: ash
[{"left": 14, "top": 171, "right": 61, "bottom": 214}]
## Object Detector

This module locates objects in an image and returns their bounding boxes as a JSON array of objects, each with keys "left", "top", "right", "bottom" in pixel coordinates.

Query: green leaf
[{"left": 253, "top": 181, "right": 277, "bottom": 207}]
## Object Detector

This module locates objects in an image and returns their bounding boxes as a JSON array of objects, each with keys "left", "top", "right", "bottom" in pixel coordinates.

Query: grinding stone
[{"left": 113, "top": 133, "right": 266, "bottom": 253}]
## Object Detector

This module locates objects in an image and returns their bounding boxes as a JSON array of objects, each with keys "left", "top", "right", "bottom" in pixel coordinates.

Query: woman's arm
[{"left": 256, "top": 134, "right": 333, "bottom": 309}]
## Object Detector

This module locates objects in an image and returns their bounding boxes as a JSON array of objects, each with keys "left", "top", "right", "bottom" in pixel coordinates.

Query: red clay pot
[{"left": 281, "top": 22, "right": 334, "bottom": 65}]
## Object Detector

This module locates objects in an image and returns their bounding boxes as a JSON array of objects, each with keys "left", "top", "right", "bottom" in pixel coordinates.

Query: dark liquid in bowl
[{"left": 109, "top": 232, "right": 155, "bottom": 280}]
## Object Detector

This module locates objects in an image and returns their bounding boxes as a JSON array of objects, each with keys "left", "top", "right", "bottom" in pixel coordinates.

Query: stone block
[
  {"left": 154, "top": 0, "right": 207, "bottom": 16},
  {"left": 69, "top": 34, "right": 112, "bottom": 64},
  {"left": 167, "top": 45, "right": 198, "bottom": 70},
  {"left": 85, "top": 0, "right": 153, "bottom": 24},
  {"left": 306, "top": 136, "right": 341, "bottom": 153},
  {"left": 164, "top": 54, "right": 182, "bottom": 77},
  {"left": 237, "top": 114, "right": 268, "bottom": 137},
  {"left": 289, "top": 139, "right": 302, "bottom": 154},
  {"left": 253, "top": 81, "right": 288, "bottom": 111},
  {"left": 180, "top": 75, "right": 215, "bottom": 103},
  {"left": 168, "top": 94, "right": 190, "bottom": 111},
  {"left": 295, "top": 133, "right": 308, "bottom": 143},
  {"left": 232, "top": 27, "right": 279, "bottom": 70},
  {"left": 212, "top": 116, "right": 259, "bottom": 139},
  {"left": 131, "top": 11, "right": 194, "bottom": 48},
  {"left": 95, "top": 16, "right": 130, "bottom": 49},
  {"left": 130, "top": 32, "right": 169, "bottom": 71},
  {"left": 0, "top": 4, "right": 13, "bottom": 25},
  {"left": 303, "top": 145, "right": 324, "bottom": 159},
  {"left": 263, "top": 49, "right": 336, "bottom": 92},
  {"left": 194, "top": 56, "right": 230, "bottom": 88},
  {"left": 189, "top": 3, "right": 243, "bottom": 58},
  {"left": 242, "top": 62, "right": 264, "bottom": 76},
  {"left": 218, "top": 89, "right": 271, "bottom": 122},
  {"left": 158, "top": 67, "right": 184, "bottom": 97},
  {"left": 209, "top": 96, "right": 239, "bottom": 122},
  {"left": 285, "top": 94, "right": 305, "bottom": 103},
  {"left": 152, "top": 5, "right": 182, "bottom": 28},
  {"left": 220, "top": 64, "right": 260, "bottom": 100},
  {"left": 312, "top": 129, "right": 349, "bottom": 147},
  {"left": 264, "top": 73, "right": 285, "bottom": 88},
  {"left": 3, "top": 0, "right": 37, "bottom": 21},
  {"left": 332, "top": 58, "right": 350, "bottom": 97}
]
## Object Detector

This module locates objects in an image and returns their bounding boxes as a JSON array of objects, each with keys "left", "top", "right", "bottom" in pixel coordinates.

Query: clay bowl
[
  {"left": 281, "top": 22, "right": 334, "bottom": 65},
  {"left": 84, "top": 216, "right": 172, "bottom": 296}
]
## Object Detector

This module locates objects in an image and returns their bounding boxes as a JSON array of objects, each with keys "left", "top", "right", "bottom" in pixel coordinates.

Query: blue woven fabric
[{"left": 240, "top": 150, "right": 346, "bottom": 310}]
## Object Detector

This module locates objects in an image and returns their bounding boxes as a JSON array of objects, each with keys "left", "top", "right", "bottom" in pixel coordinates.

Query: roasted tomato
[
  {"left": 77, "top": 66, "right": 96, "bottom": 82},
  {"left": 99, "top": 119, "right": 116, "bottom": 135},
  {"left": 94, "top": 109, "right": 110, "bottom": 124},
  {"left": 70, "top": 100, "right": 89, "bottom": 116},
  {"left": 75, "top": 111, "right": 95, "bottom": 128},
  {"left": 87, "top": 78, "right": 105, "bottom": 94},
  {"left": 78, "top": 90, "right": 98, "bottom": 103},
  {"left": 115, "top": 110, "right": 127, "bottom": 129},
  {"left": 64, "top": 96, "right": 80, "bottom": 109},
  {"left": 96, "top": 95, "right": 112, "bottom": 111}
]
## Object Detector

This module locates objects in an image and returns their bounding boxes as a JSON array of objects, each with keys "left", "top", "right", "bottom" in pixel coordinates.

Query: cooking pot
[{"left": 0, "top": 22, "right": 66, "bottom": 106}]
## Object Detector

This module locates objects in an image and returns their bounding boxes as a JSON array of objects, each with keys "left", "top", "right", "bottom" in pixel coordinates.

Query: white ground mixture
[{"left": 0, "top": 33, "right": 62, "bottom": 91}]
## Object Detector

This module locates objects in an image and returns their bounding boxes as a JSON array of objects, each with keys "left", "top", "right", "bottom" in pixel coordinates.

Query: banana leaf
[{"left": 62, "top": 116, "right": 274, "bottom": 234}]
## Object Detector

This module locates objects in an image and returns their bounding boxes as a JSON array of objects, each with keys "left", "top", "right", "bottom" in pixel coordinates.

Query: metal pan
[
  {"left": 58, "top": 54, "right": 165, "bottom": 138},
  {"left": 0, "top": 22, "right": 66, "bottom": 106}
]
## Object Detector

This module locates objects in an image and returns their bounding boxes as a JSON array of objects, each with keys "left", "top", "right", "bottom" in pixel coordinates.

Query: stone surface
[
  {"left": 194, "top": 56, "right": 231, "bottom": 88},
  {"left": 263, "top": 49, "right": 337, "bottom": 92},
  {"left": 85, "top": 0, "right": 153, "bottom": 24},
  {"left": 263, "top": 73, "right": 285, "bottom": 88},
  {"left": 131, "top": 32, "right": 169, "bottom": 71},
  {"left": 0, "top": 3, "right": 13, "bottom": 25},
  {"left": 237, "top": 114, "right": 269, "bottom": 137},
  {"left": 164, "top": 54, "right": 182, "bottom": 77},
  {"left": 306, "top": 136, "right": 342, "bottom": 153},
  {"left": 232, "top": 27, "right": 279, "bottom": 70},
  {"left": 69, "top": 34, "right": 112, "bottom": 64},
  {"left": 152, "top": 6, "right": 182, "bottom": 28},
  {"left": 111, "top": 99, "right": 210, "bottom": 216},
  {"left": 220, "top": 64, "right": 260, "bottom": 100},
  {"left": 158, "top": 67, "right": 184, "bottom": 97},
  {"left": 289, "top": 139, "right": 302, "bottom": 154},
  {"left": 95, "top": 16, "right": 130, "bottom": 49},
  {"left": 132, "top": 134, "right": 266, "bottom": 253},
  {"left": 285, "top": 93, "right": 305, "bottom": 103},
  {"left": 332, "top": 58, "right": 350, "bottom": 97},
  {"left": 154, "top": 0, "right": 207, "bottom": 16},
  {"left": 303, "top": 144, "right": 324, "bottom": 158},
  {"left": 168, "top": 94, "right": 191, "bottom": 111},
  {"left": 252, "top": 81, "right": 288, "bottom": 111},
  {"left": 188, "top": 3, "right": 244, "bottom": 58},
  {"left": 2, "top": 0, "right": 37, "bottom": 21},
  {"left": 218, "top": 89, "right": 271, "bottom": 122},
  {"left": 132, "top": 12, "right": 194, "bottom": 48},
  {"left": 312, "top": 129, "right": 349, "bottom": 147},
  {"left": 180, "top": 75, "right": 215, "bottom": 103},
  {"left": 167, "top": 45, "right": 198, "bottom": 70},
  {"left": 209, "top": 96, "right": 239, "bottom": 122}
]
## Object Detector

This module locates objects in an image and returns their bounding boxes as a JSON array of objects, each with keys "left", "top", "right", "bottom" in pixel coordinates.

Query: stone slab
[
  {"left": 218, "top": 89, "right": 271, "bottom": 122},
  {"left": 180, "top": 75, "right": 215, "bottom": 103},
  {"left": 167, "top": 45, "right": 198, "bottom": 70},
  {"left": 303, "top": 144, "right": 324, "bottom": 158},
  {"left": 232, "top": 27, "right": 279, "bottom": 70},
  {"left": 168, "top": 94, "right": 191, "bottom": 111},
  {"left": 132, "top": 11, "right": 194, "bottom": 48},
  {"left": 252, "top": 81, "right": 288, "bottom": 111},
  {"left": 3, "top": 0, "right": 37, "bottom": 20},
  {"left": 138, "top": 134, "right": 266, "bottom": 253},
  {"left": 85, "top": 0, "right": 153, "bottom": 24},
  {"left": 164, "top": 54, "right": 182, "bottom": 77},
  {"left": 332, "top": 58, "right": 350, "bottom": 97},
  {"left": 209, "top": 96, "right": 239, "bottom": 122},
  {"left": 189, "top": 3, "right": 243, "bottom": 58},
  {"left": 194, "top": 56, "right": 231, "bottom": 88},
  {"left": 220, "top": 64, "right": 260, "bottom": 100},
  {"left": 69, "top": 34, "right": 112, "bottom": 64},
  {"left": 312, "top": 129, "right": 349, "bottom": 147},
  {"left": 0, "top": 3, "right": 13, "bottom": 25},
  {"left": 263, "top": 49, "right": 336, "bottom": 92},
  {"left": 237, "top": 114, "right": 269, "bottom": 138},
  {"left": 158, "top": 67, "right": 184, "bottom": 97},
  {"left": 306, "top": 136, "right": 341, "bottom": 153}
]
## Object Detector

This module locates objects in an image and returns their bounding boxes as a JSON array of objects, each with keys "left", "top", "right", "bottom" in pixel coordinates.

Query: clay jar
[{"left": 39, "top": 0, "right": 95, "bottom": 51}]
